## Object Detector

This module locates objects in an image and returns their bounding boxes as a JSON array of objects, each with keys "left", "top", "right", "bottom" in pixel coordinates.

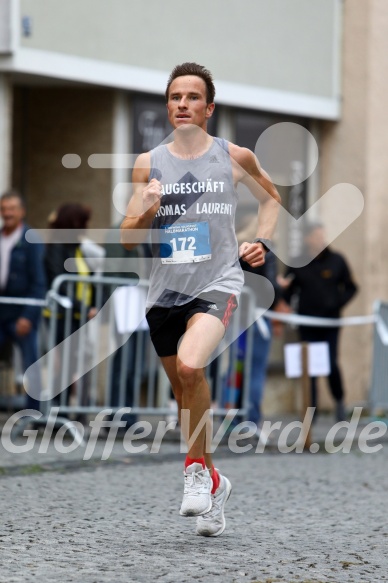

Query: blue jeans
[
  {"left": 0, "top": 320, "right": 42, "bottom": 411},
  {"left": 222, "top": 320, "right": 272, "bottom": 427},
  {"left": 247, "top": 320, "right": 272, "bottom": 426}
]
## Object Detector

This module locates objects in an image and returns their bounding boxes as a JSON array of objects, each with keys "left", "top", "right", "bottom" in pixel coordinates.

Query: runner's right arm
[{"left": 120, "top": 152, "right": 162, "bottom": 250}]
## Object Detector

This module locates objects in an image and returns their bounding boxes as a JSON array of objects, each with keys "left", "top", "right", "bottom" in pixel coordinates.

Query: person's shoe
[
  {"left": 311, "top": 407, "right": 319, "bottom": 425},
  {"left": 255, "top": 424, "right": 274, "bottom": 446},
  {"left": 179, "top": 463, "right": 212, "bottom": 517},
  {"left": 336, "top": 400, "right": 346, "bottom": 422},
  {"left": 195, "top": 473, "right": 232, "bottom": 537}
]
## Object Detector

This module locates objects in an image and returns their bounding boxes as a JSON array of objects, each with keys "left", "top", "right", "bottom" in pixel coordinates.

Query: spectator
[
  {"left": 44, "top": 203, "right": 101, "bottom": 409},
  {"left": 239, "top": 252, "right": 287, "bottom": 439},
  {"left": 279, "top": 222, "right": 358, "bottom": 421},
  {"left": 0, "top": 190, "right": 46, "bottom": 410},
  {"left": 222, "top": 216, "right": 289, "bottom": 441},
  {"left": 103, "top": 224, "right": 152, "bottom": 430}
]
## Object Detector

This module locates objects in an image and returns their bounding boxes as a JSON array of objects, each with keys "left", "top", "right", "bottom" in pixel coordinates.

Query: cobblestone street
[{"left": 0, "top": 436, "right": 387, "bottom": 583}]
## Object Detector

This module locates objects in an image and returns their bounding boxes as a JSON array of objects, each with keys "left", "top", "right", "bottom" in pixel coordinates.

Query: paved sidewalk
[{"left": 0, "top": 444, "right": 387, "bottom": 582}]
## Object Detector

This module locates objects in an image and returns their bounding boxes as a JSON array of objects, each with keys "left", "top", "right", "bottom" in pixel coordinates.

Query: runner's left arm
[{"left": 229, "top": 144, "right": 281, "bottom": 267}]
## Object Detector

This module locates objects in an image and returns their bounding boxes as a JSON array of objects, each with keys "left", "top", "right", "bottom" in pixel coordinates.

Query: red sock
[
  {"left": 211, "top": 465, "right": 220, "bottom": 494},
  {"left": 185, "top": 456, "right": 206, "bottom": 469}
]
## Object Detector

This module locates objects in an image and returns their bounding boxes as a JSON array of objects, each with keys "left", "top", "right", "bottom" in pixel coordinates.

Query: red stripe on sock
[
  {"left": 211, "top": 465, "right": 220, "bottom": 494},
  {"left": 222, "top": 294, "right": 238, "bottom": 328}
]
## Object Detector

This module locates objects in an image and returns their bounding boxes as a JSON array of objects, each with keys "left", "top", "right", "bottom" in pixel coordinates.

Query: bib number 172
[{"left": 169, "top": 236, "right": 196, "bottom": 252}]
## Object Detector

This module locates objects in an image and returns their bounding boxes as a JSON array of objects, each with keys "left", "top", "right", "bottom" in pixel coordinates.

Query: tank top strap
[
  {"left": 149, "top": 147, "right": 163, "bottom": 182},
  {"left": 213, "top": 137, "right": 229, "bottom": 154}
]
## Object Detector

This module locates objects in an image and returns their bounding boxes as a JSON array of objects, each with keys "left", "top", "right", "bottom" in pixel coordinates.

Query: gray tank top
[{"left": 147, "top": 137, "right": 244, "bottom": 307}]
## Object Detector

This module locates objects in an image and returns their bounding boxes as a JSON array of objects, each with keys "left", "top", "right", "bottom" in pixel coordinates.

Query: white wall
[{"left": 19, "top": 0, "right": 341, "bottom": 101}]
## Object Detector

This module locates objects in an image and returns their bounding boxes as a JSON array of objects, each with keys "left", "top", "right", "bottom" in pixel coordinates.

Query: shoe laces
[
  {"left": 184, "top": 468, "right": 209, "bottom": 494},
  {"left": 202, "top": 503, "right": 218, "bottom": 521},
  {"left": 200, "top": 488, "right": 223, "bottom": 520}
]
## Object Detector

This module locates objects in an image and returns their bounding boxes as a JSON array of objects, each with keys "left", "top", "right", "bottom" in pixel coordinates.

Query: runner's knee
[{"left": 176, "top": 361, "right": 204, "bottom": 388}]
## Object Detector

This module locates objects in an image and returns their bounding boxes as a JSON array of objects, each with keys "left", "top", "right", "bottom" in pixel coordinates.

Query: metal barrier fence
[
  {"left": 370, "top": 301, "right": 388, "bottom": 415},
  {"left": 0, "top": 294, "right": 52, "bottom": 411},
  {"left": 3, "top": 281, "right": 387, "bottom": 428},
  {"left": 38, "top": 274, "right": 256, "bottom": 426}
]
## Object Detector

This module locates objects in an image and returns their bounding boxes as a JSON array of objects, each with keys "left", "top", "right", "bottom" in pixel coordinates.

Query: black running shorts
[{"left": 146, "top": 291, "right": 238, "bottom": 357}]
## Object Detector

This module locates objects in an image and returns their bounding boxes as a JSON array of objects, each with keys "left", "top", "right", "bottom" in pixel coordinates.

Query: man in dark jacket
[
  {"left": 0, "top": 191, "right": 46, "bottom": 410},
  {"left": 281, "top": 222, "right": 358, "bottom": 421}
]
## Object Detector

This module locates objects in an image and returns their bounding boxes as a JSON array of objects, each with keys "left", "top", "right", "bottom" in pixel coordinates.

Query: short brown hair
[
  {"left": 1, "top": 189, "right": 26, "bottom": 208},
  {"left": 165, "top": 62, "right": 215, "bottom": 104}
]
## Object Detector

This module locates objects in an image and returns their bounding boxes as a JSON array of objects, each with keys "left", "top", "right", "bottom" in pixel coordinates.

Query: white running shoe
[
  {"left": 196, "top": 473, "right": 232, "bottom": 537},
  {"left": 179, "top": 463, "right": 212, "bottom": 517}
]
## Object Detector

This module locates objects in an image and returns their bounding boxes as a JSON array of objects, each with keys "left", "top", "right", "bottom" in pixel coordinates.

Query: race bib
[{"left": 160, "top": 222, "right": 211, "bottom": 264}]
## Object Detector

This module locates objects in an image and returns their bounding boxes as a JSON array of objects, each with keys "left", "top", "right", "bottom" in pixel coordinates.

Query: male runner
[{"left": 121, "top": 62, "right": 280, "bottom": 537}]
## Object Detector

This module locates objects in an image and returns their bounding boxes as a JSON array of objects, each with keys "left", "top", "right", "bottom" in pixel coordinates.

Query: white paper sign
[
  {"left": 284, "top": 343, "right": 302, "bottom": 378},
  {"left": 308, "top": 342, "right": 331, "bottom": 377},
  {"left": 284, "top": 342, "right": 331, "bottom": 379},
  {"left": 113, "top": 286, "right": 149, "bottom": 334}
]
